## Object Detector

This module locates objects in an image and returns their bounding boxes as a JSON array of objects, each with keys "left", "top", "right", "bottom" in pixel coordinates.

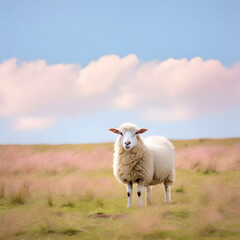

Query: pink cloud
[
  {"left": 0, "top": 55, "right": 239, "bottom": 130},
  {"left": 0, "top": 58, "right": 80, "bottom": 117},
  {"left": 12, "top": 117, "right": 56, "bottom": 130},
  {"left": 77, "top": 54, "right": 139, "bottom": 96}
]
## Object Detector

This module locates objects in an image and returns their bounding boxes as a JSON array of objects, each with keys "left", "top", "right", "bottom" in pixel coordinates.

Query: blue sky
[
  {"left": 1, "top": 0, "right": 240, "bottom": 66},
  {"left": 0, "top": 0, "right": 240, "bottom": 144}
]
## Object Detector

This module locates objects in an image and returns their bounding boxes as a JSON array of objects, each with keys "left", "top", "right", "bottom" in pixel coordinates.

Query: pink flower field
[{"left": 0, "top": 139, "right": 240, "bottom": 240}]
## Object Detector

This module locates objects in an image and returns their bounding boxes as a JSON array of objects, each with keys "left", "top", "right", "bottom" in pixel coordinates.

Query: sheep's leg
[
  {"left": 164, "top": 183, "right": 171, "bottom": 203},
  {"left": 137, "top": 183, "right": 144, "bottom": 207},
  {"left": 126, "top": 182, "right": 133, "bottom": 208},
  {"left": 145, "top": 186, "right": 152, "bottom": 206}
]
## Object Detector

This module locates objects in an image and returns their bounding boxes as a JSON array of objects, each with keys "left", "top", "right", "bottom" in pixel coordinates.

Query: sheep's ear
[
  {"left": 109, "top": 128, "right": 122, "bottom": 135},
  {"left": 136, "top": 128, "right": 148, "bottom": 134}
]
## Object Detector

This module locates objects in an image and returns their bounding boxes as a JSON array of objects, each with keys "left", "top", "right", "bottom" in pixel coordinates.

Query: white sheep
[{"left": 109, "top": 122, "right": 175, "bottom": 207}]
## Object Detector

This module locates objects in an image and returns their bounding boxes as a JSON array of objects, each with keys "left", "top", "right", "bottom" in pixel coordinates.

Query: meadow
[{"left": 0, "top": 138, "right": 240, "bottom": 240}]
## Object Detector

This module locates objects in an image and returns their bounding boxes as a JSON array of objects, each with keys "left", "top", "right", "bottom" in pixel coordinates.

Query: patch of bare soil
[{"left": 88, "top": 212, "right": 123, "bottom": 219}]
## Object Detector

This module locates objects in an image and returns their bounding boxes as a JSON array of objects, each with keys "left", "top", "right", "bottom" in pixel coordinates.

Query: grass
[
  {"left": 0, "top": 139, "right": 240, "bottom": 240},
  {"left": 171, "top": 137, "right": 240, "bottom": 149},
  {"left": 47, "top": 193, "right": 54, "bottom": 207},
  {"left": 0, "top": 170, "right": 240, "bottom": 239},
  {"left": 174, "top": 184, "right": 185, "bottom": 193},
  {"left": 0, "top": 183, "right": 5, "bottom": 199},
  {"left": 8, "top": 182, "right": 29, "bottom": 206}
]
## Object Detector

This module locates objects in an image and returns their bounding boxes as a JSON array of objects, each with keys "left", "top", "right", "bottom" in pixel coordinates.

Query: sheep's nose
[{"left": 125, "top": 141, "right": 131, "bottom": 146}]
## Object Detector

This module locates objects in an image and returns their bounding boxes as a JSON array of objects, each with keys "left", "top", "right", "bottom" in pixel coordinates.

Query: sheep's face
[
  {"left": 109, "top": 127, "right": 148, "bottom": 151},
  {"left": 121, "top": 130, "right": 138, "bottom": 151}
]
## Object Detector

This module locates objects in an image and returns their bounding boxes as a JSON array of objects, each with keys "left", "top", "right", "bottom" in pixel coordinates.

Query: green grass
[{"left": 0, "top": 169, "right": 239, "bottom": 240}]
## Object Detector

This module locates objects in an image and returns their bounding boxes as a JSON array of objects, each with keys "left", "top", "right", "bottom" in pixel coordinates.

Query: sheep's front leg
[
  {"left": 164, "top": 184, "right": 171, "bottom": 203},
  {"left": 126, "top": 182, "right": 133, "bottom": 208},
  {"left": 137, "top": 183, "right": 144, "bottom": 207},
  {"left": 145, "top": 186, "right": 152, "bottom": 205}
]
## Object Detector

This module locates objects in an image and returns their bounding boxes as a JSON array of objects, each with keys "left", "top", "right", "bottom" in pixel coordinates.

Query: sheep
[{"left": 109, "top": 122, "right": 175, "bottom": 207}]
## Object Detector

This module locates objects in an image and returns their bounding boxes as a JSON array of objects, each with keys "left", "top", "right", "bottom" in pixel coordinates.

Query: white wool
[{"left": 144, "top": 136, "right": 175, "bottom": 185}]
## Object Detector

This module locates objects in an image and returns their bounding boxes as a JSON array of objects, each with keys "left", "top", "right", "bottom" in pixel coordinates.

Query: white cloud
[
  {"left": 13, "top": 117, "right": 56, "bottom": 130},
  {"left": 77, "top": 54, "right": 139, "bottom": 96},
  {"left": 142, "top": 106, "right": 192, "bottom": 122},
  {"left": 0, "top": 55, "right": 239, "bottom": 130}
]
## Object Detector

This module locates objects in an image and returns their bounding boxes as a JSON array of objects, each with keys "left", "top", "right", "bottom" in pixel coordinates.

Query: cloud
[
  {"left": 0, "top": 55, "right": 239, "bottom": 130},
  {"left": 77, "top": 54, "right": 139, "bottom": 96},
  {"left": 13, "top": 117, "right": 56, "bottom": 130},
  {"left": 0, "top": 58, "right": 81, "bottom": 115}
]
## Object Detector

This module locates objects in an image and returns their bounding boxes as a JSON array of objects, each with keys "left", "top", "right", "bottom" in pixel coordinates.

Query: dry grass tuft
[
  {"left": 47, "top": 192, "right": 54, "bottom": 207},
  {"left": 0, "top": 182, "right": 5, "bottom": 199},
  {"left": 174, "top": 184, "right": 185, "bottom": 193},
  {"left": 9, "top": 181, "right": 30, "bottom": 205}
]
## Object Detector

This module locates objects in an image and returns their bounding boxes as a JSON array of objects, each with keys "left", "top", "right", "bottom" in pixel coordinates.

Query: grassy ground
[{"left": 0, "top": 139, "right": 240, "bottom": 240}]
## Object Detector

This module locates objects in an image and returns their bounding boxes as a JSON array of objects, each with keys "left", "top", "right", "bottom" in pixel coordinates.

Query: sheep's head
[{"left": 109, "top": 123, "right": 148, "bottom": 151}]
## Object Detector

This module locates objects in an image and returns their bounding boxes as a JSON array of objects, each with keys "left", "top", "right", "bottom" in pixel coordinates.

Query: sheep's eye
[
  {"left": 120, "top": 132, "right": 123, "bottom": 136},
  {"left": 135, "top": 131, "right": 139, "bottom": 135}
]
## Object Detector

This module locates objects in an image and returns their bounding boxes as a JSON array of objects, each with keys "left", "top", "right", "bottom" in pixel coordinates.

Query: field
[{"left": 0, "top": 138, "right": 240, "bottom": 240}]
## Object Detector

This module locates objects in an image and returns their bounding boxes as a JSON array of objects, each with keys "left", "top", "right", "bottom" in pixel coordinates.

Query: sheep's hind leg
[
  {"left": 145, "top": 186, "right": 152, "bottom": 206},
  {"left": 137, "top": 183, "right": 144, "bottom": 207},
  {"left": 164, "top": 181, "right": 172, "bottom": 203},
  {"left": 126, "top": 182, "right": 133, "bottom": 208}
]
